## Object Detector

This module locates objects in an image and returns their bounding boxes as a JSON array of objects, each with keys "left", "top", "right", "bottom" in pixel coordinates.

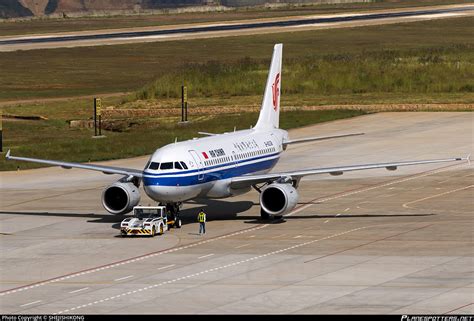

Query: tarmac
[{"left": 0, "top": 112, "right": 472, "bottom": 314}]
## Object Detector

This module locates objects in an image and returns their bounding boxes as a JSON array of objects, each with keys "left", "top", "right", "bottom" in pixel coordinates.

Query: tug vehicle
[{"left": 120, "top": 206, "right": 168, "bottom": 237}]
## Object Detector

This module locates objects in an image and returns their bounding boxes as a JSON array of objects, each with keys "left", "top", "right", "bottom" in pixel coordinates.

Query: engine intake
[
  {"left": 260, "top": 183, "right": 299, "bottom": 216},
  {"left": 102, "top": 182, "right": 140, "bottom": 215}
]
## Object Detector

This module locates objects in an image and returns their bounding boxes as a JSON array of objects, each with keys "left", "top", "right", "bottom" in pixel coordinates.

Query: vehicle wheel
[
  {"left": 175, "top": 219, "right": 182, "bottom": 229},
  {"left": 159, "top": 224, "right": 164, "bottom": 235},
  {"left": 260, "top": 208, "right": 270, "bottom": 220},
  {"left": 151, "top": 226, "right": 156, "bottom": 237},
  {"left": 121, "top": 231, "right": 126, "bottom": 238}
]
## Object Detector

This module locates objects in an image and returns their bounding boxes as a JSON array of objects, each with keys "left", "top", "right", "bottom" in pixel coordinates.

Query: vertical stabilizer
[{"left": 255, "top": 43, "right": 282, "bottom": 129}]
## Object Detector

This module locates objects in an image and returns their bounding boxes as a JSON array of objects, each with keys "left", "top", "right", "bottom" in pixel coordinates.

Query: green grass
[
  {"left": 0, "top": 109, "right": 367, "bottom": 171},
  {"left": 135, "top": 46, "right": 474, "bottom": 101},
  {"left": 0, "top": 0, "right": 469, "bottom": 36},
  {"left": 1, "top": 17, "right": 473, "bottom": 101}
]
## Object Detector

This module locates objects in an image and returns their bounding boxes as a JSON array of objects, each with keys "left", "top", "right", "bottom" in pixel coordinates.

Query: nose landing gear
[{"left": 163, "top": 202, "right": 182, "bottom": 229}]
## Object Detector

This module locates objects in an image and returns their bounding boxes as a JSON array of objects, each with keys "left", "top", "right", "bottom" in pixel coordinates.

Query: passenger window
[
  {"left": 149, "top": 162, "right": 160, "bottom": 170},
  {"left": 175, "top": 162, "right": 183, "bottom": 170},
  {"left": 160, "top": 162, "right": 173, "bottom": 170},
  {"left": 180, "top": 161, "right": 188, "bottom": 169}
]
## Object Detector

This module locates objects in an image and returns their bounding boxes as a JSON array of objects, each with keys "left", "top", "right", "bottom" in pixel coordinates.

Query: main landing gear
[{"left": 260, "top": 208, "right": 282, "bottom": 221}]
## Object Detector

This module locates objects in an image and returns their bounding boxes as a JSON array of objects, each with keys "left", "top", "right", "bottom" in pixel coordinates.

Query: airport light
[
  {"left": 93, "top": 97, "right": 104, "bottom": 138},
  {"left": 181, "top": 85, "right": 188, "bottom": 123},
  {"left": 0, "top": 111, "right": 2, "bottom": 153}
]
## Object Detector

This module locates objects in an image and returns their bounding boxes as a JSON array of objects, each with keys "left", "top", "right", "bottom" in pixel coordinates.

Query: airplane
[{"left": 6, "top": 43, "right": 469, "bottom": 221}]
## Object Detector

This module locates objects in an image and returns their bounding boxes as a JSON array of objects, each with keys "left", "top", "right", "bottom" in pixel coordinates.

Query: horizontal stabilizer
[{"left": 283, "top": 133, "right": 364, "bottom": 146}]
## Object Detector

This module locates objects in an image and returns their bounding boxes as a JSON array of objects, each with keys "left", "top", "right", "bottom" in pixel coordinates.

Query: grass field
[
  {"left": 1, "top": 17, "right": 473, "bottom": 102},
  {"left": 0, "top": 0, "right": 469, "bottom": 36},
  {"left": 136, "top": 45, "right": 473, "bottom": 101},
  {"left": 0, "top": 109, "right": 367, "bottom": 171},
  {"left": 1, "top": 16, "right": 472, "bottom": 171}
]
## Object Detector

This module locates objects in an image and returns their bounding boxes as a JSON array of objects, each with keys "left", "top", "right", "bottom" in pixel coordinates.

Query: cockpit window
[
  {"left": 174, "top": 162, "right": 183, "bottom": 170},
  {"left": 180, "top": 161, "right": 188, "bottom": 169},
  {"left": 148, "top": 162, "right": 160, "bottom": 170},
  {"left": 160, "top": 162, "right": 173, "bottom": 170}
]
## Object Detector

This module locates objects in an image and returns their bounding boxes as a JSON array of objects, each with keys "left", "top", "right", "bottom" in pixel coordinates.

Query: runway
[
  {"left": 0, "top": 4, "right": 473, "bottom": 51},
  {"left": 0, "top": 112, "right": 473, "bottom": 314}
]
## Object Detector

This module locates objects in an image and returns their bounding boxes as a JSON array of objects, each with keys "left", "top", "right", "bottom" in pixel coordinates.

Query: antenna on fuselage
[
  {"left": 175, "top": 137, "right": 178, "bottom": 143},
  {"left": 234, "top": 126, "right": 236, "bottom": 132}
]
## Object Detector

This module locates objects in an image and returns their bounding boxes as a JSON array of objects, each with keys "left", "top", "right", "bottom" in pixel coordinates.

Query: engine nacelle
[
  {"left": 260, "top": 183, "right": 299, "bottom": 216},
  {"left": 102, "top": 182, "right": 140, "bottom": 215}
]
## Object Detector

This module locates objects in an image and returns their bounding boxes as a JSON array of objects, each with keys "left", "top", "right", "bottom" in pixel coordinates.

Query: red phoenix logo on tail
[{"left": 272, "top": 73, "right": 280, "bottom": 111}]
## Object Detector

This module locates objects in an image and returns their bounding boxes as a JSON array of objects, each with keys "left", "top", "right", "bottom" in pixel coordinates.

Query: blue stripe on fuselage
[
  {"left": 142, "top": 152, "right": 280, "bottom": 177},
  {"left": 143, "top": 155, "right": 279, "bottom": 187}
]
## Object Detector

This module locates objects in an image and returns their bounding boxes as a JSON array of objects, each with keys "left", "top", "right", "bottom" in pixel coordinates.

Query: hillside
[
  {"left": 1, "top": 0, "right": 33, "bottom": 18},
  {"left": 1, "top": 0, "right": 372, "bottom": 19}
]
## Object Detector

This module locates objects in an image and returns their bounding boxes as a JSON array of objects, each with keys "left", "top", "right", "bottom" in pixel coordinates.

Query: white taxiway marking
[
  {"left": 20, "top": 300, "right": 41, "bottom": 307},
  {"left": 403, "top": 185, "right": 473, "bottom": 208},
  {"left": 235, "top": 244, "right": 251, "bottom": 249},
  {"left": 271, "top": 234, "right": 286, "bottom": 239},
  {"left": 438, "top": 178, "right": 451, "bottom": 184},
  {"left": 249, "top": 235, "right": 256, "bottom": 238},
  {"left": 198, "top": 254, "right": 214, "bottom": 259},
  {"left": 287, "top": 163, "right": 467, "bottom": 215},
  {"left": 6, "top": 162, "right": 467, "bottom": 300},
  {"left": 114, "top": 275, "right": 134, "bottom": 282},
  {"left": 344, "top": 208, "right": 350, "bottom": 212},
  {"left": 0, "top": 224, "right": 268, "bottom": 297},
  {"left": 157, "top": 264, "right": 175, "bottom": 270},
  {"left": 293, "top": 235, "right": 303, "bottom": 239},
  {"left": 55, "top": 226, "right": 369, "bottom": 314},
  {"left": 68, "top": 287, "right": 89, "bottom": 294}
]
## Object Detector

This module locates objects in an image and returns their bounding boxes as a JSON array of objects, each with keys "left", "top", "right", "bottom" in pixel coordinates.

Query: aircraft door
[{"left": 189, "top": 150, "right": 204, "bottom": 181}]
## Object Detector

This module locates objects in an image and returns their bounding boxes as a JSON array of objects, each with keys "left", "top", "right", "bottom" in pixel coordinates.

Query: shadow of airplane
[{"left": 0, "top": 201, "right": 436, "bottom": 231}]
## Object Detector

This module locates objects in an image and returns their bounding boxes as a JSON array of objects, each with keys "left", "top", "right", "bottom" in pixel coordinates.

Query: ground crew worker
[{"left": 197, "top": 209, "right": 206, "bottom": 235}]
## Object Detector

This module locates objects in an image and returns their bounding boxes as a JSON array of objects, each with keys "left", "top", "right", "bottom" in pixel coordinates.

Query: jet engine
[
  {"left": 260, "top": 183, "right": 299, "bottom": 216},
  {"left": 102, "top": 181, "right": 140, "bottom": 215}
]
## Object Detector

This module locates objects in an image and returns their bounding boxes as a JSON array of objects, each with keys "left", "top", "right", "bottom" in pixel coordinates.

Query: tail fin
[{"left": 255, "top": 43, "right": 282, "bottom": 129}]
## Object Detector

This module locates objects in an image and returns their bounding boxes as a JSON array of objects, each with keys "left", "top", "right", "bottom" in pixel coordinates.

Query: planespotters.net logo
[{"left": 402, "top": 316, "right": 474, "bottom": 321}]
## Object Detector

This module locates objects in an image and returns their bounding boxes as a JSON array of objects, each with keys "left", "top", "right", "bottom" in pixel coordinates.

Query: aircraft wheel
[{"left": 260, "top": 208, "right": 270, "bottom": 220}]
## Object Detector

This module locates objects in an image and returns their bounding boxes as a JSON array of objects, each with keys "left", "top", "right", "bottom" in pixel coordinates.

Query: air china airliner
[{"left": 6, "top": 44, "right": 468, "bottom": 220}]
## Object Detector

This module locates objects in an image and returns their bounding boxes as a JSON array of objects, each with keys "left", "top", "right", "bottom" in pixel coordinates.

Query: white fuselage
[{"left": 142, "top": 128, "right": 288, "bottom": 203}]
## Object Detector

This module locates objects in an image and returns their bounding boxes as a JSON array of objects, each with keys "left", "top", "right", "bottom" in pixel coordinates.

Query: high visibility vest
[{"left": 198, "top": 212, "right": 206, "bottom": 223}]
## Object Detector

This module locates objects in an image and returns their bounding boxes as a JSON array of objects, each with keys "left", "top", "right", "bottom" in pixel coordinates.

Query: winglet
[
  {"left": 466, "top": 153, "right": 471, "bottom": 165},
  {"left": 5, "top": 149, "right": 11, "bottom": 160}
]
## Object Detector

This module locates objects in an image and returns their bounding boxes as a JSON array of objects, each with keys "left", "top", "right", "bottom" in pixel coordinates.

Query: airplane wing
[
  {"left": 5, "top": 150, "right": 143, "bottom": 177},
  {"left": 230, "top": 156, "right": 469, "bottom": 189},
  {"left": 283, "top": 133, "right": 364, "bottom": 146}
]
